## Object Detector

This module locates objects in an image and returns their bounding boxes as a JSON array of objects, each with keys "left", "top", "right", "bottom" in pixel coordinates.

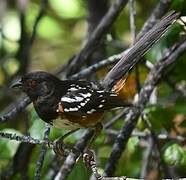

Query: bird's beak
[{"left": 11, "top": 80, "right": 23, "bottom": 89}]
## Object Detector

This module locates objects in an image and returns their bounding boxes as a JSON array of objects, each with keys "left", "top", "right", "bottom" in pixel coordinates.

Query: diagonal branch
[
  {"left": 54, "top": 11, "right": 180, "bottom": 179},
  {"left": 66, "top": 0, "right": 129, "bottom": 76},
  {"left": 102, "top": 11, "right": 179, "bottom": 90},
  {"left": 104, "top": 37, "right": 186, "bottom": 176}
]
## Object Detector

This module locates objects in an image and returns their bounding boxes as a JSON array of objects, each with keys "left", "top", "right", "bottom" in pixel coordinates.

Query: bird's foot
[
  {"left": 53, "top": 138, "right": 72, "bottom": 157},
  {"left": 83, "top": 149, "right": 103, "bottom": 179},
  {"left": 83, "top": 149, "right": 95, "bottom": 168},
  {"left": 53, "top": 129, "right": 80, "bottom": 157}
]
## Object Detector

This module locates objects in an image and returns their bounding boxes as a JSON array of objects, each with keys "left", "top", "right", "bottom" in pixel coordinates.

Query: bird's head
[{"left": 11, "top": 71, "right": 60, "bottom": 100}]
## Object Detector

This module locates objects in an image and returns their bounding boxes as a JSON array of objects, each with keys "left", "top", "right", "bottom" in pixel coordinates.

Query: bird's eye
[{"left": 28, "top": 80, "right": 37, "bottom": 88}]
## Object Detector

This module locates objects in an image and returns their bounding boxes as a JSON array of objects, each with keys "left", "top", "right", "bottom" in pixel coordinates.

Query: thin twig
[
  {"left": 105, "top": 129, "right": 185, "bottom": 143},
  {"left": 34, "top": 124, "right": 51, "bottom": 180},
  {"left": 66, "top": 0, "right": 129, "bottom": 76},
  {"left": 0, "top": 5, "right": 175, "bottom": 123},
  {"left": 54, "top": 130, "right": 94, "bottom": 180},
  {"left": 30, "top": 0, "right": 48, "bottom": 45},
  {"left": 104, "top": 108, "right": 130, "bottom": 129},
  {"left": 104, "top": 38, "right": 186, "bottom": 176},
  {"left": 0, "top": 0, "right": 48, "bottom": 123},
  {"left": 0, "top": 131, "right": 53, "bottom": 147},
  {"left": 136, "top": 0, "right": 171, "bottom": 41},
  {"left": 140, "top": 137, "right": 153, "bottom": 178},
  {"left": 166, "top": 78, "right": 186, "bottom": 99},
  {"left": 129, "top": 0, "right": 136, "bottom": 44},
  {"left": 103, "top": 11, "right": 179, "bottom": 90},
  {"left": 0, "top": 97, "right": 31, "bottom": 122},
  {"left": 70, "top": 52, "right": 127, "bottom": 80},
  {"left": 129, "top": 0, "right": 141, "bottom": 93},
  {"left": 53, "top": 12, "right": 180, "bottom": 179}
]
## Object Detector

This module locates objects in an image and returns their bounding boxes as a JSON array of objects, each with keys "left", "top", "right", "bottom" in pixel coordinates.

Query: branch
[
  {"left": 51, "top": 11, "right": 181, "bottom": 179},
  {"left": 54, "top": 130, "right": 94, "bottom": 180},
  {"left": 104, "top": 37, "right": 186, "bottom": 176},
  {"left": 66, "top": 0, "right": 129, "bottom": 76},
  {"left": 0, "top": 0, "right": 48, "bottom": 122},
  {"left": 30, "top": 0, "right": 48, "bottom": 45},
  {"left": 0, "top": 131, "right": 52, "bottom": 147},
  {"left": 136, "top": 0, "right": 171, "bottom": 41},
  {"left": 34, "top": 124, "right": 50, "bottom": 180},
  {"left": 105, "top": 129, "right": 186, "bottom": 143},
  {"left": 0, "top": 97, "right": 31, "bottom": 122},
  {"left": 102, "top": 11, "right": 179, "bottom": 90}
]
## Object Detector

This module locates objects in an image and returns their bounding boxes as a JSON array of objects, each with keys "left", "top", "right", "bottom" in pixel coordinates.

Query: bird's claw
[
  {"left": 83, "top": 149, "right": 95, "bottom": 168},
  {"left": 53, "top": 138, "right": 81, "bottom": 158},
  {"left": 53, "top": 139, "right": 71, "bottom": 157},
  {"left": 83, "top": 149, "right": 103, "bottom": 180}
]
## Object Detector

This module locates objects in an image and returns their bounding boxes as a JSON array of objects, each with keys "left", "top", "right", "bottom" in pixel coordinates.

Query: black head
[{"left": 11, "top": 71, "right": 61, "bottom": 101}]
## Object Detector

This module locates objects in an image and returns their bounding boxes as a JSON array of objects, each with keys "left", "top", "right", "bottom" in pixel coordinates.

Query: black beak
[{"left": 11, "top": 80, "right": 23, "bottom": 89}]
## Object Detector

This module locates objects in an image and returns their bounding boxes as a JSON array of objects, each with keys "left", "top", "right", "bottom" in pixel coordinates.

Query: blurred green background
[{"left": 0, "top": 0, "right": 186, "bottom": 179}]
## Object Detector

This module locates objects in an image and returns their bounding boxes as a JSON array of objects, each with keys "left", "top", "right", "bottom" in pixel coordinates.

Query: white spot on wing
[
  {"left": 64, "top": 108, "right": 70, "bottom": 112},
  {"left": 98, "top": 104, "right": 103, "bottom": 108},
  {"left": 61, "top": 97, "right": 76, "bottom": 103},
  {"left": 76, "top": 96, "right": 84, "bottom": 101},
  {"left": 69, "top": 107, "right": 78, "bottom": 111},
  {"left": 61, "top": 96, "right": 84, "bottom": 103},
  {"left": 80, "top": 93, "right": 91, "bottom": 98},
  {"left": 68, "top": 87, "right": 78, "bottom": 91},
  {"left": 87, "top": 109, "right": 96, "bottom": 114},
  {"left": 101, "top": 99, "right": 105, "bottom": 102},
  {"left": 97, "top": 90, "right": 104, "bottom": 93},
  {"left": 80, "top": 102, "right": 86, "bottom": 106}
]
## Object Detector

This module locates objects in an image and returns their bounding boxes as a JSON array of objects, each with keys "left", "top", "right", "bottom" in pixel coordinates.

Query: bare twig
[
  {"left": 66, "top": 0, "right": 129, "bottom": 76},
  {"left": 54, "top": 130, "right": 94, "bottom": 180},
  {"left": 0, "top": 97, "right": 31, "bottom": 122},
  {"left": 0, "top": 0, "right": 48, "bottom": 123},
  {"left": 53, "top": 12, "right": 181, "bottom": 180},
  {"left": 141, "top": 114, "right": 176, "bottom": 179},
  {"left": 129, "top": 0, "right": 141, "bottom": 93},
  {"left": 106, "top": 129, "right": 185, "bottom": 143},
  {"left": 0, "top": 131, "right": 52, "bottom": 147},
  {"left": 34, "top": 124, "right": 50, "bottom": 180},
  {"left": 103, "top": 11, "right": 179, "bottom": 90},
  {"left": 129, "top": 0, "right": 136, "bottom": 44},
  {"left": 140, "top": 137, "right": 153, "bottom": 178},
  {"left": 30, "top": 0, "right": 48, "bottom": 45},
  {"left": 136, "top": 0, "right": 171, "bottom": 41},
  {"left": 104, "top": 108, "right": 130, "bottom": 129},
  {"left": 104, "top": 37, "right": 186, "bottom": 176},
  {"left": 166, "top": 78, "right": 186, "bottom": 99},
  {"left": 71, "top": 52, "right": 127, "bottom": 80}
]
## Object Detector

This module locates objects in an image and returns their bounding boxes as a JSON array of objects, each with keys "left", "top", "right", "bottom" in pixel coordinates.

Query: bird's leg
[
  {"left": 83, "top": 123, "right": 103, "bottom": 169},
  {"left": 83, "top": 149, "right": 103, "bottom": 180},
  {"left": 88, "top": 123, "right": 103, "bottom": 148},
  {"left": 53, "top": 128, "right": 80, "bottom": 157}
]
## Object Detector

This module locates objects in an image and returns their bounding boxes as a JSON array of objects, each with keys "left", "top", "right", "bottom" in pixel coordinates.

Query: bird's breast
[
  {"left": 52, "top": 112, "right": 104, "bottom": 130},
  {"left": 52, "top": 117, "right": 82, "bottom": 130}
]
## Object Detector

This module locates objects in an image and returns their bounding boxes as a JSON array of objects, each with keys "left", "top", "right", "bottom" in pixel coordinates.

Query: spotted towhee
[
  {"left": 11, "top": 71, "right": 129, "bottom": 136},
  {"left": 11, "top": 11, "right": 179, "bottom": 155},
  {"left": 11, "top": 71, "right": 129, "bottom": 155}
]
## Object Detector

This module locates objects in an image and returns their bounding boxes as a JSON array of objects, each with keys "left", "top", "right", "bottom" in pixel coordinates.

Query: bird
[{"left": 11, "top": 71, "right": 130, "bottom": 155}]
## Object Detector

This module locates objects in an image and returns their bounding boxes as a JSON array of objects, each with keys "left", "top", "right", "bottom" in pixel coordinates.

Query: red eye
[{"left": 29, "top": 80, "right": 37, "bottom": 88}]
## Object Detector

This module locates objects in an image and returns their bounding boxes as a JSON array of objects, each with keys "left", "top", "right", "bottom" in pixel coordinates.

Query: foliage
[{"left": 0, "top": 0, "right": 186, "bottom": 179}]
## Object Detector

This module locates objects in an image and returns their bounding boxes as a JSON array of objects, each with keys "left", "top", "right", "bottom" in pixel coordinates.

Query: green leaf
[
  {"left": 163, "top": 143, "right": 186, "bottom": 167},
  {"left": 127, "top": 137, "right": 139, "bottom": 153}
]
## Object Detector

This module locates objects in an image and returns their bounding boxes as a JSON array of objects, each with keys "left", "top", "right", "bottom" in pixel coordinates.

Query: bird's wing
[
  {"left": 59, "top": 84, "right": 129, "bottom": 117},
  {"left": 59, "top": 87, "right": 103, "bottom": 116}
]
